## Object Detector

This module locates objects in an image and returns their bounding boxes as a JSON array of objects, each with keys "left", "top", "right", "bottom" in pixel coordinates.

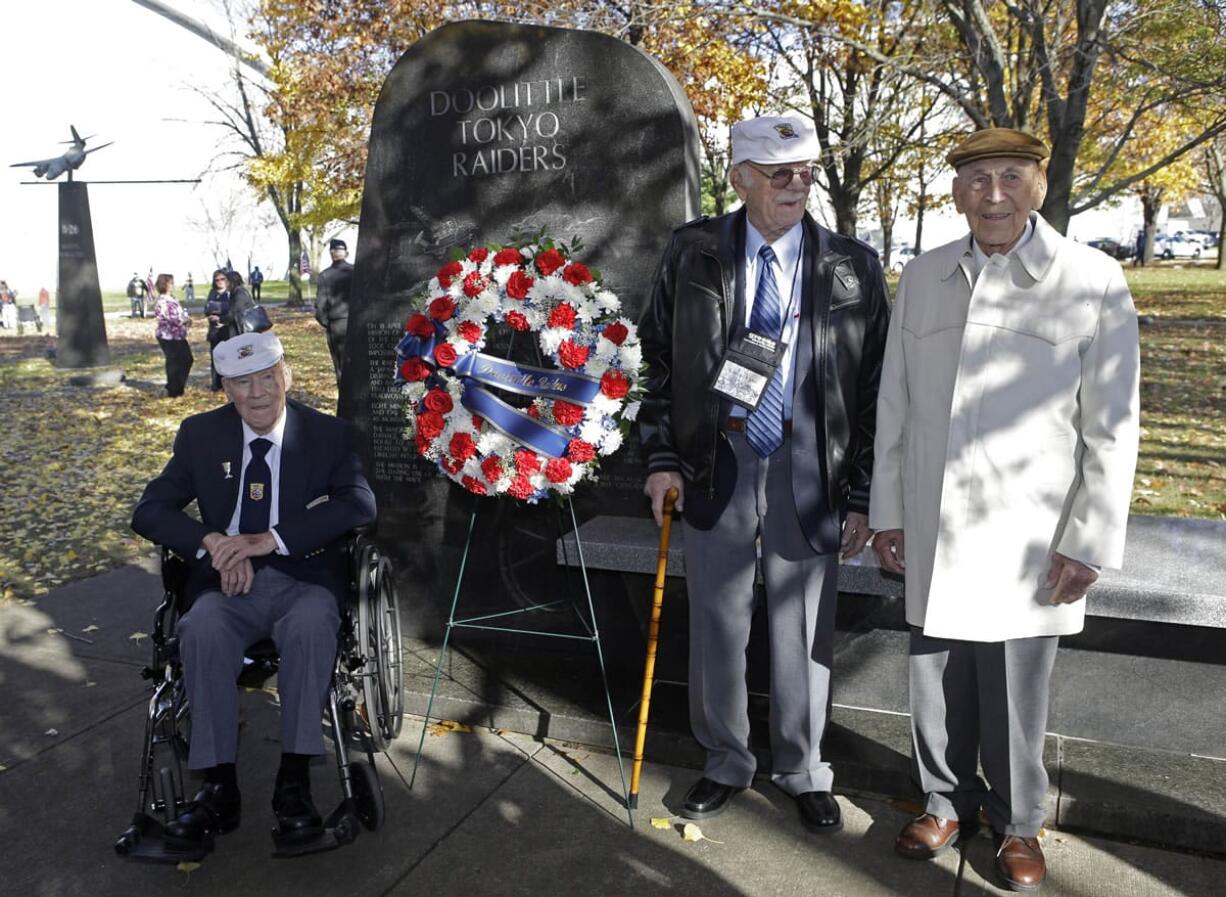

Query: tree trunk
[
  {"left": 914, "top": 179, "right": 928, "bottom": 254},
  {"left": 286, "top": 229, "right": 304, "bottom": 306},
  {"left": 881, "top": 219, "right": 894, "bottom": 269},
  {"left": 1040, "top": 140, "right": 1076, "bottom": 235}
]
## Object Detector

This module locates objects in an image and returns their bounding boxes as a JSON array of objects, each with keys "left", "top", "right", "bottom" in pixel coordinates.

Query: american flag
[
  {"left": 144, "top": 270, "right": 156, "bottom": 300},
  {"left": 300, "top": 251, "right": 311, "bottom": 277}
]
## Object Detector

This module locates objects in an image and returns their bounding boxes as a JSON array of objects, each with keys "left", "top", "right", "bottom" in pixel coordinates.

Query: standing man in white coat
[{"left": 870, "top": 128, "right": 1140, "bottom": 892}]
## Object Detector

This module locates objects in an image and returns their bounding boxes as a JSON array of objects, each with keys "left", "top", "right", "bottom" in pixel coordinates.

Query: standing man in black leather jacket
[{"left": 638, "top": 114, "right": 890, "bottom": 834}]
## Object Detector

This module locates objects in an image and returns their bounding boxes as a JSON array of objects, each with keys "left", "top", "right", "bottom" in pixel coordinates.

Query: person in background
[
  {"left": 0, "top": 281, "right": 17, "bottom": 331},
  {"left": 154, "top": 273, "right": 193, "bottom": 397},
  {"left": 314, "top": 239, "right": 354, "bottom": 388},
  {"left": 250, "top": 266, "right": 264, "bottom": 302},
  {"left": 184, "top": 273, "right": 196, "bottom": 305},
  {"left": 37, "top": 287, "right": 51, "bottom": 329},
  {"left": 205, "top": 269, "right": 234, "bottom": 391},
  {"left": 1133, "top": 230, "right": 1146, "bottom": 267}
]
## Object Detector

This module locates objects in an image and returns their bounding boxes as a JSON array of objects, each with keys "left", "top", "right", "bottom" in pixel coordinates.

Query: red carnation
[
  {"left": 544, "top": 458, "right": 573, "bottom": 484},
  {"left": 535, "top": 248, "right": 566, "bottom": 276},
  {"left": 507, "top": 475, "right": 535, "bottom": 500},
  {"left": 434, "top": 343, "right": 459, "bottom": 367},
  {"left": 601, "top": 321, "right": 629, "bottom": 346},
  {"left": 515, "top": 449, "right": 541, "bottom": 475},
  {"left": 462, "top": 271, "right": 486, "bottom": 298},
  {"left": 423, "top": 389, "right": 453, "bottom": 414},
  {"left": 436, "top": 261, "right": 462, "bottom": 288},
  {"left": 527, "top": 404, "right": 541, "bottom": 419},
  {"left": 399, "top": 358, "right": 430, "bottom": 382},
  {"left": 493, "top": 248, "right": 523, "bottom": 267},
  {"left": 505, "top": 311, "right": 530, "bottom": 331},
  {"left": 552, "top": 399, "right": 584, "bottom": 426},
  {"left": 557, "top": 339, "right": 590, "bottom": 369},
  {"left": 468, "top": 247, "right": 489, "bottom": 264},
  {"left": 562, "top": 262, "right": 593, "bottom": 286},
  {"left": 417, "top": 411, "right": 445, "bottom": 440},
  {"left": 548, "top": 303, "right": 578, "bottom": 329},
  {"left": 457, "top": 320, "right": 483, "bottom": 343},
  {"left": 449, "top": 431, "right": 477, "bottom": 461},
  {"left": 600, "top": 369, "right": 630, "bottom": 399},
  {"left": 429, "top": 296, "right": 456, "bottom": 321},
  {"left": 506, "top": 270, "right": 535, "bottom": 300},
  {"left": 481, "top": 456, "right": 504, "bottom": 482},
  {"left": 405, "top": 313, "right": 434, "bottom": 337},
  {"left": 462, "top": 475, "right": 488, "bottom": 495},
  {"left": 566, "top": 439, "right": 596, "bottom": 462},
  {"left": 442, "top": 456, "right": 465, "bottom": 475},
  {"left": 472, "top": 414, "right": 484, "bottom": 430},
  {"left": 415, "top": 435, "right": 432, "bottom": 456}
]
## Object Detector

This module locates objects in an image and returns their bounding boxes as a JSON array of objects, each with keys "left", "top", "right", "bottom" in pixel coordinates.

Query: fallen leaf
[
  {"left": 129, "top": 631, "right": 149, "bottom": 644},
  {"left": 681, "top": 822, "right": 724, "bottom": 843},
  {"left": 427, "top": 720, "right": 473, "bottom": 737},
  {"left": 85, "top": 681, "right": 96, "bottom": 688},
  {"left": 45, "top": 728, "right": 59, "bottom": 737},
  {"left": 82, "top": 624, "right": 99, "bottom": 633},
  {"left": 650, "top": 817, "right": 673, "bottom": 829},
  {"left": 176, "top": 861, "right": 201, "bottom": 872}
]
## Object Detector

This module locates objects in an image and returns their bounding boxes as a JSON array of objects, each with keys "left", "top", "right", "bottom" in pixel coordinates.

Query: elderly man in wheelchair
[{"left": 119, "top": 331, "right": 402, "bottom": 861}]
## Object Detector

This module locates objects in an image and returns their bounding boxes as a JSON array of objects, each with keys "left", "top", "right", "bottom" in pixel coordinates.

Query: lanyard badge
[{"left": 710, "top": 327, "right": 787, "bottom": 411}]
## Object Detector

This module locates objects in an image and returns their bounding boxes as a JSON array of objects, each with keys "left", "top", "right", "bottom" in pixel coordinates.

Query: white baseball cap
[
  {"left": 730, "top": 115, "right": 819, "bottom": 166},
  {"left": 215, "top": 331, "right": 284, "bottom": 378}
]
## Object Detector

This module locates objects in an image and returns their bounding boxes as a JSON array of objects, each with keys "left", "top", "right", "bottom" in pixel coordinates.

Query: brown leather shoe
[
  {"left": 895, "top": 814, "right": 966, "bottom": 860},
  {"left": 995, "top": 833, "right": 1046, "bottom": 892}
]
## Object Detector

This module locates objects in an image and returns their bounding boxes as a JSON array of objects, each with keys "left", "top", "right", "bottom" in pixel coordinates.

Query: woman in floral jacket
[{"left": 153, "top": 273, "right": 193, "bottom": 397}]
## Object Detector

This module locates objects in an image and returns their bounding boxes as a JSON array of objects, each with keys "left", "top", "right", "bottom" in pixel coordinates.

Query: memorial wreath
[{"left": 394, "top": 238, "right": 642, "bottom": 502}]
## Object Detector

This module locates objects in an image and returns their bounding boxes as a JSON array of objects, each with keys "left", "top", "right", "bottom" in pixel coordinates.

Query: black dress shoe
[
  {"left": 165, "top": 783, "right": 241, "bottom": 849},
  {"left": 272, "top": 779, "right": 324, "bottom": 840},
  {"left": 795, "top": 791, "right": 842, "bottom": 833},
  {"left": 681, "top": 777, "right": 743, "bottom": 820}
]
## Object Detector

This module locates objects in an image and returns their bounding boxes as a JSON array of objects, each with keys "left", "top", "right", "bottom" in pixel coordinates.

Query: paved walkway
[{"left": 0, "top": 562, "right": 1220, "bottom": 896}]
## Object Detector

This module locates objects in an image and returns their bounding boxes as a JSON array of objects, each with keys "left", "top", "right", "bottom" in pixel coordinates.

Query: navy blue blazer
[{"left": 132, "top": 398, "right": 377, "bottom": 602}]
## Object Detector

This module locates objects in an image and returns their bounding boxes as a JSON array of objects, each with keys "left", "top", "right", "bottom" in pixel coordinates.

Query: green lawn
[{"left": 0, "top": 266, "right": 1222, "bottom": 604}]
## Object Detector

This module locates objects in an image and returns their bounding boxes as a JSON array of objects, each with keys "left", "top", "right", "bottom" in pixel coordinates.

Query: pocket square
[{"left": 305, "top": 495, "right": 330, "bottom": 509}]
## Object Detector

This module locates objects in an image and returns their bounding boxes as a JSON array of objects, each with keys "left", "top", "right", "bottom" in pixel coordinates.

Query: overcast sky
[{"left": 0, "top": 0, "right": 285, "bottom": 294}]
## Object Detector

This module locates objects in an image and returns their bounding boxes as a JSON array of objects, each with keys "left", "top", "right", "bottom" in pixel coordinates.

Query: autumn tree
[{"left": 1203, "top": 138, "right": 1226, "bottom": 271}]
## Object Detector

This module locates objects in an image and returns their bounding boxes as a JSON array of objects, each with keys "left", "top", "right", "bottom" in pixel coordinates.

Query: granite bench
[{"left": 557, "top": 514, "right": 1226, "bottom": 628}]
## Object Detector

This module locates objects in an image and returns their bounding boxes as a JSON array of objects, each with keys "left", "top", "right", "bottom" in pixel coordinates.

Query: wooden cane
[{"left": 628, "top": 486, "right": 678, "bottom": 809}]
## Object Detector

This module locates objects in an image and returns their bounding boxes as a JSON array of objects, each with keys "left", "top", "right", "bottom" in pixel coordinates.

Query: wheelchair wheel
[
  {"left": 350, "top": 759, "right": 385, "bottom": 831},
  {"left": 357, "top": 547, "right": 404, "bottom": 751}
]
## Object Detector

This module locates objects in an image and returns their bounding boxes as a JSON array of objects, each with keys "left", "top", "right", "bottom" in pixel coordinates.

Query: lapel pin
[{"left": 222, "top": 461, "right": 233, "bottom": 480}]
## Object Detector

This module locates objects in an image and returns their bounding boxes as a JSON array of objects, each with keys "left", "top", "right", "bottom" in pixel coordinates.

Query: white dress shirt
[{"left": 225, "top": 412, "right": 289, "bottom": 555}]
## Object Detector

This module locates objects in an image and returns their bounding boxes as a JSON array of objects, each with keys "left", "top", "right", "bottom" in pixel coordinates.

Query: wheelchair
[{"left": 114, "top": 531, "right": 404, "bottom": 862}]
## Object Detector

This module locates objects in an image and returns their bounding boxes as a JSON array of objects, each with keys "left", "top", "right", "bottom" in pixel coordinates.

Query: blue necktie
[
  {"left": 745, "top": 245, "right": 785, "bottom": 458},
  {"left": 239, "top": 438, "right": 272, "bottom": 534}
]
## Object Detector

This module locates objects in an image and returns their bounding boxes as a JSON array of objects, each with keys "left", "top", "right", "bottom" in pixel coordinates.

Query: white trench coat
[{"left": 870, "top": 214, "right": 1140, "bottom": 641}]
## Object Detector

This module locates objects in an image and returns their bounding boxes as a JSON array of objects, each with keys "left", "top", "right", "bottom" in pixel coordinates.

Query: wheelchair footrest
[
  {"left": 270, "top": 800, "right": 362, "bottom": 858},
  {"left": 115, "top": 813, "right": 211, "bottom": 865}
]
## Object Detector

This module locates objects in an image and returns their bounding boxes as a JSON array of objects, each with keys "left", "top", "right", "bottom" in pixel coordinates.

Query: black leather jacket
[{"left": 637, "top": 209, "right": 890, "bottom": 520}]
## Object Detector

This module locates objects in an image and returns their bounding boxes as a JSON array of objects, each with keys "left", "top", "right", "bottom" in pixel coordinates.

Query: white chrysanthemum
[
  {"left": 599, "top": 429, "right": 624, "bottom": 455},
  {"left": 459, "top": 258, "right": 478, "bottom": 276},
  {"left": 477, "top": 430, "right": 512, "bottom": 457},
  {"left": 522, "top": 306, "right": 546, "bottom": 330},
  {"left": 591, "top": 393, "right": 621, "bottom": 417},
  {"left": 403, "top": 381, "right": 427, "bottom": 402},
  {"left": 491, "top": 264, "right": 515, "bottom": 286},
  {"left": 529, "top": 472, "right": 547, "bottom": 490},
  {"left": 471, "top": 293, "right": 500, "bottom": 319},
  {"left": 539, "top": 326, "right": 570, "bottom": 355},
  {"left": 620, "top": 343, "right": 643, "bottom": 369},
  {"left": 583, "top": 354, "right": 611, "bottom": 378},
  {"left": 579, "top": 419, "right": 605, "bottom": 445},
  {"left": 593, "top": 339, "right": 618, "bottom": 362},
  {"left": 556, "top": 280, "right": 585, "bottom": 306},
  {"left": 446, "top": 377, "right": 463, "bottom": 399},
  {"left": 622, "top": 400, "right": 641, "bottom": 422},
  {"left": 595, "top": 290, "right": 621, "bottom": 313},
  {"left": 462, "top": 457, "right": 483, "bottom": 478}
]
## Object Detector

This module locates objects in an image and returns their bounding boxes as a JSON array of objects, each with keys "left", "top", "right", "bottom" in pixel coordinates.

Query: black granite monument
[
  {"left": 340, "top": 21, "right": 699, "bottom": 639},
  {"left": 55, "top": 182, "right": 110, "bottom": 368}
]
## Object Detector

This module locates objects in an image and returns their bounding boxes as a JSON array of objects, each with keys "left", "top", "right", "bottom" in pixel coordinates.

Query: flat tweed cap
[
  {"left": 947, "top": 128, "right": 1050, "bottom": 169},
  {"left": 730, "top": 115, "right": 819, "bottom": 166},
  {"left": 215, "top": 331, "right": 284, "bottom": 378}
]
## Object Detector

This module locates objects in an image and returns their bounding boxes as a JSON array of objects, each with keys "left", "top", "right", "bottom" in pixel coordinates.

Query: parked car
[
  {"left": 1086, "top": 238, "right": 1134, "bottom": 260},
  {"left": 884, "top": 245, "right": 917, "bottom": 272},
  {"left": 1180, "top": 230, "right": 1219, "bottom": 249},
  {"left": 1153, "top": 234, "right": 1203, "bottom": 259}
]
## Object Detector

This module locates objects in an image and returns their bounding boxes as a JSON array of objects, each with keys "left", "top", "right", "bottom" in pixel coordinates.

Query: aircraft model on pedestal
[{"left": 10, "top": 126, "right": 113, "bottom": 181}]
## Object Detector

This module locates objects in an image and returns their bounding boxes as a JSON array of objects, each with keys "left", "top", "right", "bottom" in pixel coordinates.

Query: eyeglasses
[{"left": 748, "top": 162, "right": 817, "bottom": 189}]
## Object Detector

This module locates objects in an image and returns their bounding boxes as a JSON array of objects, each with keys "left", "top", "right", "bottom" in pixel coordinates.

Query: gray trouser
[
  {"left": 177, "top": 565, "right": 340, "bottom": 769},
  {"left": 682, "top": 431, "right": 838, "bottom": 795},
  {"left": 908, "top": 628, "right": 1059, "bottom": 837}
]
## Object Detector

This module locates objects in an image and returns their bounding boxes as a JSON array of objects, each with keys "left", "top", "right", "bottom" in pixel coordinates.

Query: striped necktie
[{"left": 745, "top": 245, "right": 785, "bottom": 457}]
